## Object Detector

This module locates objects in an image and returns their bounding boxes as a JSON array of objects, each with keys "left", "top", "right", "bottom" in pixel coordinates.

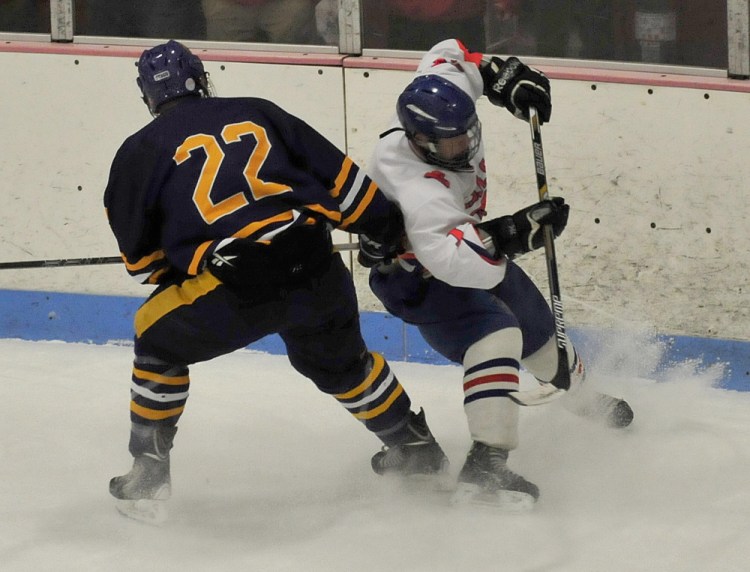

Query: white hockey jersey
[{"left": 369, "top": 39, "right": 507, "bottom": 290}]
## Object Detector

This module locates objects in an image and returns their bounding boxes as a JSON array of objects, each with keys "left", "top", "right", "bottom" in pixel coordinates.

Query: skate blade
[
  {"left": 450, "top": 482, "right": 536, "bottom": 512},
  {"left": 114, "top": 499, "right": 169, "bottom": 525},
  {"left": 509, "top": 383, "right": 567, "bottom": 406}
]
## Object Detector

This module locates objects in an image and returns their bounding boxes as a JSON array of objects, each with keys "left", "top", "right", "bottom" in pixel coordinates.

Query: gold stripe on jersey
[
  {"left": 147, "top": 266, "right": 171, "bottom": 284},
  {"left": 124, "top": 249, "right": 166, "bottom": 272},
  {"left": 135, "top": 271, "right": 222, "bottom": 338},
  {"left": 329, "top": 157, "right": 354, "bottom": 199},
  {"left": 341, "top": 180, "right": 379, "bottom": 229},
  {"left": 233, "top": 210, "right": 295, "bottom": 239},
  {"left": 188, "top": 240, "right": 214, "bottom": 275},
  {"left": 304, "top": 203, "right": 342, "bottom": 224}
]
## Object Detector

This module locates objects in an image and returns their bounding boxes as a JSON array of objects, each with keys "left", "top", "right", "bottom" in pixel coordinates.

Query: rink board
[{"left": 0, "top": 289, "right": 747, "bottom": 392}]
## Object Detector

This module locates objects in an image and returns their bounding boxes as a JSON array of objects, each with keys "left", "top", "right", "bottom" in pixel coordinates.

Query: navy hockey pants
[
  {"left": 127, "top": 254, "right": 411, "bottom": 441},
  {"left": 370, "top": 260, "right": 555, "bottom": 364}
]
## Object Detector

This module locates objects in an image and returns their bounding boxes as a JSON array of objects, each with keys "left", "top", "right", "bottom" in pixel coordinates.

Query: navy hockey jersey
[{"left": 104, "top": 96, "right": 391, "bottom": 284}]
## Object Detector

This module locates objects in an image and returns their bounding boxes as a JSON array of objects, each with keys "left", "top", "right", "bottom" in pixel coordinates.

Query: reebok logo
[{"left": 492, "top": 59, "right": 521, "bottom": 93}]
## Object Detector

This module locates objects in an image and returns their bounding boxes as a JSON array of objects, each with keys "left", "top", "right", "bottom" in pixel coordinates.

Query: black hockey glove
[
  {"left": 357, "top": 233, "right": 402, "bottom": 269},
  {"left": 477, "top": 197, "right": 568, "bottom": 260},
  {"left": 480, "top": 56, "right": 552, "bottom": 123},
  {"left": 357, "top": 206, "right": 405, "bottom": 269},
  {"left": 269, "top": 222, "right": 333, "bottom": 286},
  {"left": 207, "top": 223, "right": 333, "bottom": 295},
  {"left": 207, "top": 238, "right": 272, "bottom": 290}
]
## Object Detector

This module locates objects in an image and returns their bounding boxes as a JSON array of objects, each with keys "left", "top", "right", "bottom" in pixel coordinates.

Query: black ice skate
[
  {"left": 110, "top": 425, "right": 176, "bottom": 524},
  {"left": 371, "top": 409, "right": 449, "bottom": 478},
  {"left": 451, "top": 442, "right": 539, "bottom": 511}
]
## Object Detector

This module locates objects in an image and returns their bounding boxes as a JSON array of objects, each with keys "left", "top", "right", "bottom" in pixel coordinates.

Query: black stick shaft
[
  {"left": 0, "top": 256, "right": 123, "bottom": 269},
  {"left": 0, "top": 243, "right": 360, "bottom": 270},
  {"left": 529, "top": 107, "right": 571, "bottom": 390}
]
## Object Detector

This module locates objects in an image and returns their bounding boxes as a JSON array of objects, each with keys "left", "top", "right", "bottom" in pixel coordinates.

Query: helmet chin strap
[{"left": 201, "top": 72, "right": 216, "bottom": 98}]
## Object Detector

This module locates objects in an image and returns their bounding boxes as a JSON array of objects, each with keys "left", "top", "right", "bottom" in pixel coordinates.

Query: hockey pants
[{"left": 126, "top": 254, "right": 412, "bottom": 456}]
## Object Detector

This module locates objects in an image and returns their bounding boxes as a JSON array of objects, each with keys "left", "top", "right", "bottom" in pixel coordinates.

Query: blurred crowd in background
[{"left": 0, "top": 0, "right": 728, "bottom": 68}]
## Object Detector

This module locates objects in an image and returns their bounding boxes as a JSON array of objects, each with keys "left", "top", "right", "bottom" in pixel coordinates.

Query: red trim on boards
[{"left": 1, "top": 40, "right": 748, "bottom": 92}]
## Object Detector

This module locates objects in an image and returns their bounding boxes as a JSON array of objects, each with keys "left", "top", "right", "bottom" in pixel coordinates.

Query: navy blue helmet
[
  {"left": 396, "top": 74, "right": 481, "bottom": 169},
  {"left": 136, "top": 40, "right": 212, "bottom": 116}
]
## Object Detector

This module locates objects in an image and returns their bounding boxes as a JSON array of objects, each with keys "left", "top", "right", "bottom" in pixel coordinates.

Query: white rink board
[
  {"left": 0, "top": 48, "right": 748, "bottom": 340},
  {"left": 0, "top": 50, "right": 348, "bottom": 299}
]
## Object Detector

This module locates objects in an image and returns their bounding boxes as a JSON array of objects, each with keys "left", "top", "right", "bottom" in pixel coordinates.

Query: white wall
[
  {"left": 1, "top": 47, "right": 748, "bottom": 341},
  {"left": 0, "top": 49, "right": 351, "bottom": 299},
  {"left": 345, "top": 65, "right": 750, "bottom": 341}
]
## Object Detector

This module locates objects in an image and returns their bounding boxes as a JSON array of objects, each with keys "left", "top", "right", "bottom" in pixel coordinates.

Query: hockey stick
[
  {"left": 0, "top": 255, "right": 123, "bottom": 269},
  {"left": 508, "top": 107, "right": 571, "bottom": 407},
  {"left": 0, "top": 242, "right": 360, "bottom": 270}
]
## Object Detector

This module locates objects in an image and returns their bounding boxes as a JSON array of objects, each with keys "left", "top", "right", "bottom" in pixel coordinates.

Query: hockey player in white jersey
[{"left": 363, "top": 39, "right": 633, "bottom": 508}]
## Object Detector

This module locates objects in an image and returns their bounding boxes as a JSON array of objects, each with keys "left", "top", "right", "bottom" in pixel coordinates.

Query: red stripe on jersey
[
  {"left": 449, "top": 228, "right": 465, "bottom": 245},
  {"left": 456, "top": 39, "right": 483, "bottom": 66}
]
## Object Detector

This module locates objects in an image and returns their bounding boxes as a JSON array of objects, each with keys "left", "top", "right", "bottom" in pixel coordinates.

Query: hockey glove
[
  {"left": 207, "top": 223, "right": 333, "bottom": 295},
  {"left": 207, "top": 238, "right": 272, "bottom": 291},
  {"left": 480, "top": 56, "right": 552, "bottom": 123},
  {"left": 269, "top": 222, "right": 333, "bottom": 286},
  {"left": 358, "top": 233, "right": 402, "bottom": 269},
  {"left": 357, "top": 205, "right": 406, "bottom": 269},
  {"left": 477, "top": 197, "right": 568, "bottom": 260}
]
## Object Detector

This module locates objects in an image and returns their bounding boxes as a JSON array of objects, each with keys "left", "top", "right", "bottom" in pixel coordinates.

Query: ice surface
[{"left": 1, "top": 338, "right": 748, "bottom": 571}]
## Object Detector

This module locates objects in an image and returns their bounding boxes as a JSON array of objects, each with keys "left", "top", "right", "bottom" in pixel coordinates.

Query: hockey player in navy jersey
[
  {"left": 365, "top": 39, "right": 634, "bottom": 509},
  {"left": 105, "top": 40, "right": 446, "bottom": 522}
]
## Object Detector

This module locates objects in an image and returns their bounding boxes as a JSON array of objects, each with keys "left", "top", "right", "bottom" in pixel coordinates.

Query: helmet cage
[
  {"left": 409, "top": 116, "right": 482, "bottom": 170},
  {"left": 136, "top": 40, "right": 212, "bottom": 116},
  {"left": 397, "top": 75, "right": 481, "bottom": 169}
]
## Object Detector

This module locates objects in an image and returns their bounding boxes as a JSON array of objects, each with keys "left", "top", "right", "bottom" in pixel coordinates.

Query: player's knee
[{"left": 464, "top": 328, "right": 523, "bottom": 367}]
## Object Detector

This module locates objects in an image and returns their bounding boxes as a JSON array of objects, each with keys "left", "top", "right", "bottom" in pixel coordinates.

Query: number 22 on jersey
[{"left": 173, "top": 121, "right": 292, "bottom": 224}]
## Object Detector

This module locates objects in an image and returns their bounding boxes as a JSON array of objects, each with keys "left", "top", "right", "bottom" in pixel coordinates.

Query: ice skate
[
  {"left": 371, "top": 409, "right": 449, "bottom": 489},
  {"left": 451, "top": 442, "right": 539, "bottom": 511},
  {"left": 110, "top": 425, "right": 176, "bottom": 525},
  {"left": 110, "top": 455, "right": 171, "bottom": 524}
]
